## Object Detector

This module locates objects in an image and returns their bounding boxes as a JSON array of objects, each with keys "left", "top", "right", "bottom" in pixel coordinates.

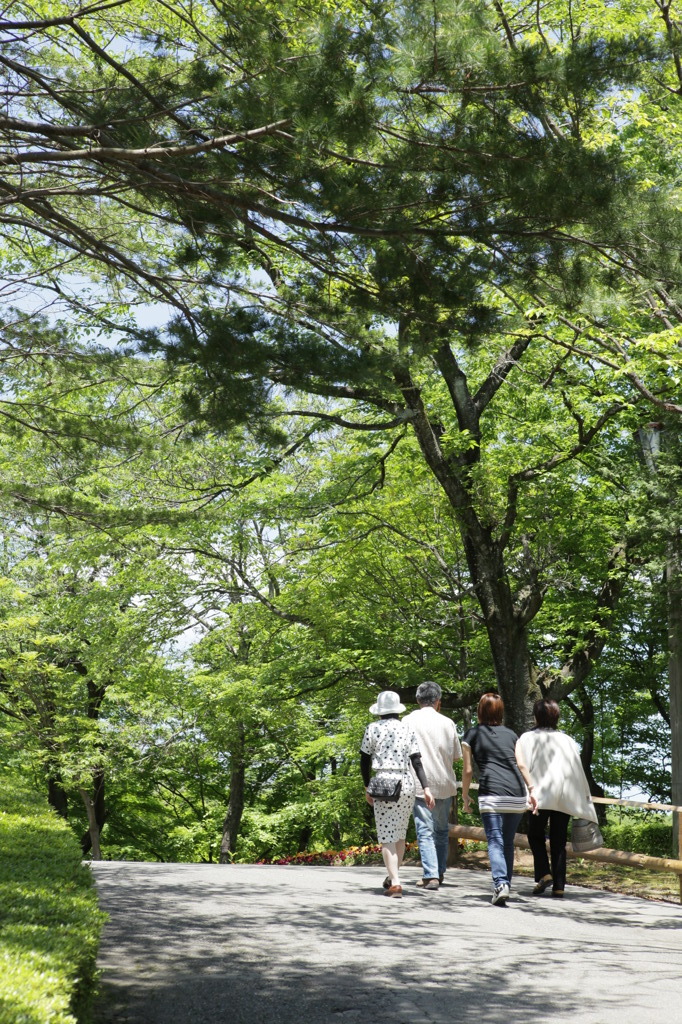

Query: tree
[
  {"left": 6, "top": 0, "right": 678, "bottom": 727},
  {"left": 3, "top": 2, "right": 682, "bottom": 855},
  {"left": 1, "top": 331, "right": 678, "bottom": 860}
]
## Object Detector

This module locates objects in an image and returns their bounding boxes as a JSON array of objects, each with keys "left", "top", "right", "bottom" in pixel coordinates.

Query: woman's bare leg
[{"left": 381, "top": 842, "right": 401, "bottom": 885}]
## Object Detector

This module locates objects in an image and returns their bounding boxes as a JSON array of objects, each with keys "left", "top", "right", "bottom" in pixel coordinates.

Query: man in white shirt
[{"left": 403, "top": 681, "right": 462, "bottom": 890}]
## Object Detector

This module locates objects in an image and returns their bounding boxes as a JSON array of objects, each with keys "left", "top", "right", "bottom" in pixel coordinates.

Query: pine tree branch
[
  {"left": 472, "top": 334, "right": 534, "bottom": 414},
  {"left": 0, "top": 120, "right": 292, "bottom": 165},
  {"left": 0, "top": 0, "right": 131, "bottom": 31},
  {"left": 277, "top": 409, "right": 414, "bottom": 431}
]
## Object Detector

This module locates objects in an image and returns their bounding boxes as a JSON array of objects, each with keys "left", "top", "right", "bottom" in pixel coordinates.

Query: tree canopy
[{"left": 0, "top": 0, "right": 680, "bottom": 860}]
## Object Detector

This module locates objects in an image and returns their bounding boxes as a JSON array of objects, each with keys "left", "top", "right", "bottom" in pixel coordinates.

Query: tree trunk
[
  {"left": 297, "top": 825, "right": 313, "bottom": 852},
  {"left": 398, "top": 363, "right": 544, "bottom": 733},
  {"left": 80, "top": 769, "right": 106, "bottom": 856},
  {"left": 465, "top": 539, "right": 542, "bottom": 734},
  {"left": 667, "top": 533, "right": 682, "bottom": 857},
  {"left": 79, "top": 786, "right": 102, "bottom": 860},
  {"left": 572, "top": 689, "right": 607, "bottom": 826},
  {"left": 485, "top": 614, "right": 540, "bottom": 735},
  {"left": 639, "top": 423, "right": 681, "bottom": 855},
  {"left": 220, "top": 724, "right": 245, "bottom": 863},
  {"left": 47, "top": 773, "right": 69, "bottom": 818},
  {"left": 330, "top": 757, "right": 342, "bottom": 847}
]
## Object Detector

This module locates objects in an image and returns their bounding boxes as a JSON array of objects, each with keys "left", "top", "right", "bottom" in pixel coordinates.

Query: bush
[
  {"left": 601, "top": 816, "right": 673, "bottom": 859},
  {"left": 0, "top": 776, "right": 106, "bottom": 1024}
]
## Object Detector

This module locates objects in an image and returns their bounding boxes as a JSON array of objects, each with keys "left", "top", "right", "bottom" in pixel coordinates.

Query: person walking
[
  {"left": 461, "top": 693, "right": 536, "bottom": 906},
  {"left": 402, "top": 681, "right": 461, "bottom": 890},
  {"left": 515, "top": 698, "right": 599, "bottom": 898},
  {"left": 360, "top": 690, "right": 435, "bottom": 898}
]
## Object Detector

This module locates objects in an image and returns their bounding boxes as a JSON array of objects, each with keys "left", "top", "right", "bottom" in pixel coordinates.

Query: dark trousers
[{"left": 527, "top": 809, "right": 570, "bottom": 891}]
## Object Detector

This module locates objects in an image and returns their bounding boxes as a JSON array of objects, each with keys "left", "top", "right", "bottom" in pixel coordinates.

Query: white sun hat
[{"left": 369, "top": 690, "right": 406, "bottom": 716}]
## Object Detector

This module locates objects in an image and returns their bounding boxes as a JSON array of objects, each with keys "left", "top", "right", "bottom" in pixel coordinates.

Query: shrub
[
  {"left": 0, "top": 776, "right": 106, "bottom": 1023},
  {"left": 601, "top": 816, "right": 673, "bottom": 859}
]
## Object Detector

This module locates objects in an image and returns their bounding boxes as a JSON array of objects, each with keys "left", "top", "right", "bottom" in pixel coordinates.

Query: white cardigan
[{"left": 516, "top": 729, "right": 598, "bottom": 823}]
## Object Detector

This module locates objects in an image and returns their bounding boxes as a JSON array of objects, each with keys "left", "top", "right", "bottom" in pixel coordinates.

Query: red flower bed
[{"left": 257, "top": 842, "right": 419, "bottom": 866}]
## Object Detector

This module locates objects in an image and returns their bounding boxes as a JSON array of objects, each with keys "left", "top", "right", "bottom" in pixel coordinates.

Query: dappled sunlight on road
[{"left": 92, "top": 863, "right": 682, "bottom": 1024}]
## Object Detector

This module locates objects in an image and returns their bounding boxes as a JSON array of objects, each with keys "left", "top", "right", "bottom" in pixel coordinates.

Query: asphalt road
[{"left": 91, "top": 861, "right": 682, "bottom": 1024}]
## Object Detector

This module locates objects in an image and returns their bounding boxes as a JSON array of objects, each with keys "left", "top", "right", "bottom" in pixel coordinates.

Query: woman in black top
[{"left": 462, "top": 693, "right": 536, "bottom": 905}]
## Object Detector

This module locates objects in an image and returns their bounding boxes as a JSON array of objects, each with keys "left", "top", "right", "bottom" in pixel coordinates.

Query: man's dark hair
[
  {"left": 416, "top": 681, "right": 442, "bottom": 706},
  {"left": 533, "top": 699, "right": 560, "bottom": 729}
]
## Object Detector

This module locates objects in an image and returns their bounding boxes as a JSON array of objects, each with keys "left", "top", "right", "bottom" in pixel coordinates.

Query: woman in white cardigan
[{"left": 515, "top": 699, "right": 598, "bottom": 898}]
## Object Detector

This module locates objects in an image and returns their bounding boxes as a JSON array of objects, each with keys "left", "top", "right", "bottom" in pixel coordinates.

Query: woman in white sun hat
[{"left": 360, "top": 690, "right": 435, "bottom": 898}]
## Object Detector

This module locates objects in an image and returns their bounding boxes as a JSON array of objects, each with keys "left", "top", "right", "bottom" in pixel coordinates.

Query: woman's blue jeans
[{"left": 481, "top": 812, "right": 523, "bottom": 889}]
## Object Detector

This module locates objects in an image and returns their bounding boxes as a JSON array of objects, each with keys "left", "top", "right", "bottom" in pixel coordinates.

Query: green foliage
[
  {"left": 0, "top": 0, "right": 681, "bottom": 862},
  {"left": 0, "top": 348, "right": 676, "bottom": 864},
  {"left": 233, "top": 774, "right": 380, "bottom": 863},
  {"left": 601, "top": 813, "right": 673, "bottom": 859},
  {"left": 0, "top": 775, "right": 105, "bottom": 1024}
]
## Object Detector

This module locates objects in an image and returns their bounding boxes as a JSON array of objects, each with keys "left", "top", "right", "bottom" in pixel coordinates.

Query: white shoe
[{"left": 491, "top": 883, "right": 510, "bottom": 906}]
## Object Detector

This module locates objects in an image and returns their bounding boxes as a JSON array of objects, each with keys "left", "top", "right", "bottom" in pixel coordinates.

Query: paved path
[{"left": 91, "top": 862, "right": 682, "bottom": 1024}]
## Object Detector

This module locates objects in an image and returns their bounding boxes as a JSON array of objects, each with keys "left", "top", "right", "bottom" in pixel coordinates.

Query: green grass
[{"left": 0, "top": 776, "right": 106, "bottom": 1024}]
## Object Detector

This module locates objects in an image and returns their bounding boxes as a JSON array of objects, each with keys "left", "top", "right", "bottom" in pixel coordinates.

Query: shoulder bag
[
  {"left": 571, "top": 817, "right": 604, "bottom": 853},
  {"left": 367, "top": 775, "right": 402, "bottom": 802}
]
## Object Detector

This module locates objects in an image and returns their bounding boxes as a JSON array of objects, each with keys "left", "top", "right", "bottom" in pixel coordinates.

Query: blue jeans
[
  {"left": 413, "top": 796, "right": 452, "bottom": 880},
  {"left": 481, "top": 812, "right": 523, "bottom": 889}
]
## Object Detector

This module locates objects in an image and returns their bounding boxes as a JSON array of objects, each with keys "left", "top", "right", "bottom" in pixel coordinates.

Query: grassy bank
[{"left": 0, "top": 777, "right": 106, "bottom": 1024}]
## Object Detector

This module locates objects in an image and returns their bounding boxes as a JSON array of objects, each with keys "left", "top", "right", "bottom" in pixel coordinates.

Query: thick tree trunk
[
  {"left": 464, "top": 539, "right": 542, "bottom": 734},
  {"left": 667, "top": 534, "right": 682, "bottom": 857},
  {"left": 220, "top": 724, "right": 245, "bottom": 863},
  {"left": 397, "top": 366, "right": 543, "bottom": 734},
  {"left": 484, "top": 615, "right": 540, "bottom": 735}
]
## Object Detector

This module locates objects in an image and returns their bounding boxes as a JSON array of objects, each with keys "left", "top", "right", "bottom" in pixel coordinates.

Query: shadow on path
[{"left": 92, "top": 863, "right": 682, "bottom": 1024}]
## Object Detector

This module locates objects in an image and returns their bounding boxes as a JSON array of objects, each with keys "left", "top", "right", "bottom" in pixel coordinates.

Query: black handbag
[{"left": 366, "top": 775, "right": 402, "bottom": 802}]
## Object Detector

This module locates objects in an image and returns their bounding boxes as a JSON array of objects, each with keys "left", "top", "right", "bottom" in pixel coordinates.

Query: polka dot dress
[{"left": 361, "top": 717, "right": 418, "bottom": 844}]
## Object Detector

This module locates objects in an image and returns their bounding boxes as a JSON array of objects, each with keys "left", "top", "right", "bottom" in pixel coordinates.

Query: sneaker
[
  {"left": 416, "top": 878, "right": 439, "bottom": 889},
  {"left": 384, "top": 885, "right": 403, "bottom": 898},
  {"left": 532, "top": 874, "right": 553, "bottom": 895},
  {"left": 491, "top": 883, "right": 510, "bottom": 906}
]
